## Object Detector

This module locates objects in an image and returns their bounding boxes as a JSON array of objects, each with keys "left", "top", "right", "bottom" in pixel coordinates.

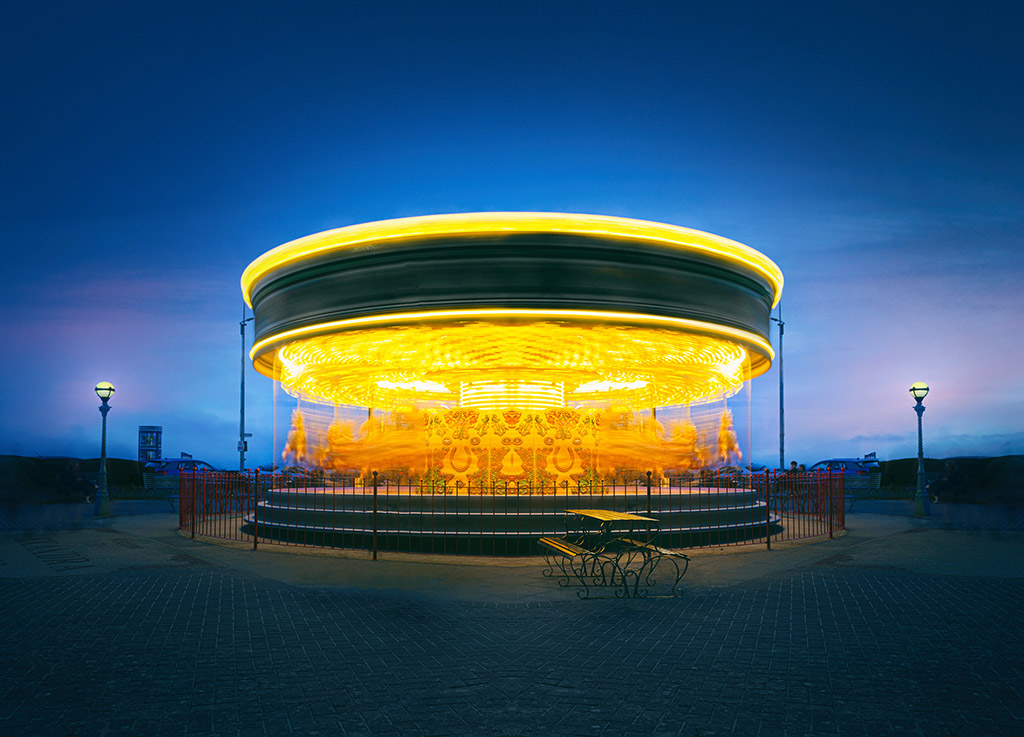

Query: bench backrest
[{"left": 142, "top": 472, "right": 181, "bottom": 491}]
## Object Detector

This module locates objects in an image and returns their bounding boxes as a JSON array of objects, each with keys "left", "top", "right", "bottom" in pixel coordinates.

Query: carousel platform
[{"left": 242, "top": 486, "right": 781, "bottom": 555}]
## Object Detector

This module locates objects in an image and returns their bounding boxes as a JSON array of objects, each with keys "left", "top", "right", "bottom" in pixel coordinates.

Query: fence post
[
  {"left": 372, "top": 471, "right": 379, "bottom": 561},
  {"left": 765, "top": 469, "right": 771, "bottom": 550},
  {"left": 828, "top": 469, "right": 834, "bottom": 539},
  {"left": 253, "top": 469, "right": 259, "bottom": 550},
  {"left": 190, "top": 468, "right": 196, "bottom": 539},
  {"left": 645, "top": 471, "right": 654, "bottom": 543}
]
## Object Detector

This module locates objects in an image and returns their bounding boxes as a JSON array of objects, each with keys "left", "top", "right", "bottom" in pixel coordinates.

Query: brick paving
[{"left": 1, "top": 514, "right": 1022, "bottom": 736}]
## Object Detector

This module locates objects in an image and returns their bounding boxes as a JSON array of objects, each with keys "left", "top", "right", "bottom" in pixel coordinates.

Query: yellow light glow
[
  {"left": 241, "top": 212, "right": 783, "bottom": 308},
  {"left": 459, "top": 380, "right": 565, "bottom": 411},
  {"left": 376, "top": 379, "right": 448, "bottom": 393},
  {"left": 268, "top": 320, "right": 754, "bottom": 410},
  {"left": 251, "top": 308, "right": 775, "bottom": 365},
  {"left": 575, "top": 380, "right": 648, "bottom": 393}
]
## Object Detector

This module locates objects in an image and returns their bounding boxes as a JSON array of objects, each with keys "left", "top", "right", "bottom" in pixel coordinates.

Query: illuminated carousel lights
[
  {"left": 272, "top": 322, "right": 752, "bottom": 410},
  {"left": 238, "top": 213, "right": 788, "bottom": 554}
]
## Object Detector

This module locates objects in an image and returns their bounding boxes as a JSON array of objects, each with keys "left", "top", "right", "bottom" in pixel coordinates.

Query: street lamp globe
[
  {"left": 95, "top": 381, "right": 116, "bottom": 401},
  {"left": 909, "top": 382, "right": 929, "bottom": 402}
]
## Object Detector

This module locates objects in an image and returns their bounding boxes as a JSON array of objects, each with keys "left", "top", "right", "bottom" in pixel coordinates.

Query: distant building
[{"left": 138, "top": 426, "right": 162, "bottom": 463}]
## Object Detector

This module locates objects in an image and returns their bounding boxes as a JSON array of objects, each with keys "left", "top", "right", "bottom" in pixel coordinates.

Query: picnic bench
[
  {"left": 538, "top": 509, "right": 689, "bottom": 598},
  {"left": 538, "top": 535, "right": 625, "bottom": 598}
]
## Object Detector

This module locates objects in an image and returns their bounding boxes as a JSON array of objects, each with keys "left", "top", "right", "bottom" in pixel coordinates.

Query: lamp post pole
[
  {"left": 94, "top": 382, "right": 115, "bottom": 517},
  {"left": 909, "top": 382, "right": 930, "bottom": 517}
]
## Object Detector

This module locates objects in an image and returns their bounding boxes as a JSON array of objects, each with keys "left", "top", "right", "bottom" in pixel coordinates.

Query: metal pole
[
  {"left": 372, "top": 470, "right": 379, "bottom": 561},
  {"left": 765, "top": 469, "right": 771, "bottom": 550},
  {"left": 645, "top": 470, "right": 652, "bottom": 514},
  {"left": 645, "top": 470, "right": 653, "bottom": 543},
  {"left": 913, "top": 400, "right": 930, "bottom": 517},
  {"left": 771, "top": 305, "right": 785, "bottom": 470},
  {"left": 95, "top": 400, "right": 111, "bottom": 517},
  {"left": 239, "top": 308, "right": 253, "bottom": 472}
]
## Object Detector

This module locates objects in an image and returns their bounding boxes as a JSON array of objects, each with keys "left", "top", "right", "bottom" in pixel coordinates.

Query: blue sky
[{"left": 2, "top": 1, "right": 1021, "bottom": 469}]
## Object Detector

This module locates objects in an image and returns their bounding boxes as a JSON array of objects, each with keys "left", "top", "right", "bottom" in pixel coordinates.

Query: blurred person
[
  {"left": 60, "top": 461, "right": 97, "bottom": 503},
  {"left": 928, "top": 460, "right": 964, "bottom": 503}
]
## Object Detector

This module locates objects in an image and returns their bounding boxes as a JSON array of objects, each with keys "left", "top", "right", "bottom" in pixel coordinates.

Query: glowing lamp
[
  {"left": 909, "top": 382, "right": 929, "bottom": 402},
  {"left": 95, "top": 381, "right": 116, "bottom": 401}
]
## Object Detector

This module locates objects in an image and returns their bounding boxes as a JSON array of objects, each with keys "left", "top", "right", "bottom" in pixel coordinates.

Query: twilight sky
[{"left": 2, "top": 1, "right": 1021, "bottom": 469}]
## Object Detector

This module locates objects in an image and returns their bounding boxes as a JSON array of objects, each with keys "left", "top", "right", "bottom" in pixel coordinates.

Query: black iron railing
[{"left": 179, "top": 469, "right": 843, "bottom": 556}]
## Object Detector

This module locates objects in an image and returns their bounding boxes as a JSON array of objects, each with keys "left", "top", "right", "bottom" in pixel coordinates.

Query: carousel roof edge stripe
[{"left": 241, "top": 212, "right": 784, "bottom": 309}]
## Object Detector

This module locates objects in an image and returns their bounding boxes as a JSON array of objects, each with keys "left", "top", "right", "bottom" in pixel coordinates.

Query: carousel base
[{"left": 241, "top": 487, "right": 781, "bottom": 555}]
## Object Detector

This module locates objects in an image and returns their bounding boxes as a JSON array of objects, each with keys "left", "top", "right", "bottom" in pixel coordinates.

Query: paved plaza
[{"left": 1, "top": 505, "right": 1022, "bottom": 736}]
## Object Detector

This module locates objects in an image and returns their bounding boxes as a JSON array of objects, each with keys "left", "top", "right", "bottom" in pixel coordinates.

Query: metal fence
[{"left": 179, "top": 469, "right": 844, "bottom": 556}]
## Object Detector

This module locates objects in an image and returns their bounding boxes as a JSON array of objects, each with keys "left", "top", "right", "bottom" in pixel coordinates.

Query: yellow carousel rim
[
  {"left": 250, "top": 307, "right": 776, "bottom": 364},
  {"left": 241, "top": 212, "right": 783, "bottom": 309}
]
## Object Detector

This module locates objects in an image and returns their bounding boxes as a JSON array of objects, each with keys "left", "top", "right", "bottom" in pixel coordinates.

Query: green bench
[
  {"left": 143, "top": 473, "right": 182, "bottom": 509},
  {"left": 845, "top": 470, "right": 883, "bottom": 511}
]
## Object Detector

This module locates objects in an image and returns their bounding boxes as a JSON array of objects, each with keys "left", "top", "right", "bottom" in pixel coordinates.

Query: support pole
[
  {"left": 239, "top": 308, "right": 253, "bottom": 473},
  {"left": 372, "top": 471, "right": 379, "bottom": 561},
  {"left": 913, "top": 402, "right": 930, "bottom": 517},
  {"left": 646, "top": 470, "right": 653, "bottom": 543},
  {"left": 94, "top": 401, "right": 111, "bottom": 517},
  {"left": 772, "top": 305, "right": 785, "bottom": 470}
]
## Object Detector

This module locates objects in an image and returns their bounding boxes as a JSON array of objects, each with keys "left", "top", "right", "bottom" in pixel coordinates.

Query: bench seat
[
  {"left": 537, "top": 536, "right": 590, "bottom": 558},
  {"left": 617, "top": 538, "right": 690, "bottom": 560}
]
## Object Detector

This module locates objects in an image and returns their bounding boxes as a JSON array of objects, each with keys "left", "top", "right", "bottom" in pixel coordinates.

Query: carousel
[{"left": 239, "top": 212, "right": 783, "bottom": 553}]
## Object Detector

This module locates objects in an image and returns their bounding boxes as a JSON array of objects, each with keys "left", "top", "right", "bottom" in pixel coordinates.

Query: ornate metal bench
[
  {"left": 539, "top": 531, "right": 689, "bottom": 599},
  {"left": 615, "top": 539, "right": 690, "bottom": 598},
  {"left": 538, "top": 536, "right": 629, "bottom": 599}
]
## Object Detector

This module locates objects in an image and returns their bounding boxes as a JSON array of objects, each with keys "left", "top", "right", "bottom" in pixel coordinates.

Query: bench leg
[
  {"left": 541, "top": 551, "right": 592, "bottom": 598},
  {"left": 541, "top": 547, "right": 642, "bottom": 599},
  {"left": 639, "top": 555, "right": 685, "bottom": 598},
  {"left": 575, "top": 552, "right": 629, "bottom": 599},
  {"left": 616, "top": 549, "right": 688, "bottom": 598}
]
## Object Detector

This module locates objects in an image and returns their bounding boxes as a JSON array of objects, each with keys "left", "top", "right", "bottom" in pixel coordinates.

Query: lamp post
[
  {"left": 94, "top": 381, "right": 115, "bottom": 517},
  {"left": 909, "top": 382, "right": 929, "bottom": 517}
]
